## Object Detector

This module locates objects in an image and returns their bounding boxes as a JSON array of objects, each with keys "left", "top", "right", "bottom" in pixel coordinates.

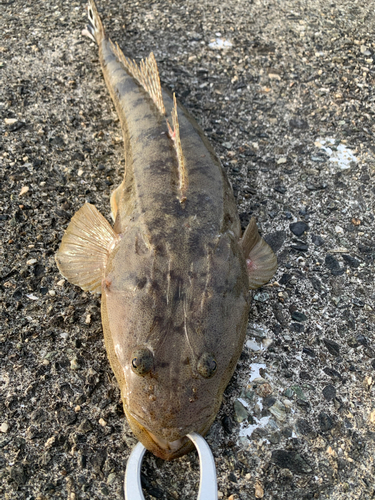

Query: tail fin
[{"left": 83, "top": 0, "right": 105, "bottom": 44}]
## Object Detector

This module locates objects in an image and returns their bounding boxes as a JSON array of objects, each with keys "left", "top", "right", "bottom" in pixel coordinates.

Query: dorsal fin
[
  {"left": 111, "top": 41, "right": 166, "bottom": 116},
  {"left": 167, "top": 94, "right": 187, "bottom": 203},
  {"left": 109, "top": 40, "right": 187, "bottom": 203}
]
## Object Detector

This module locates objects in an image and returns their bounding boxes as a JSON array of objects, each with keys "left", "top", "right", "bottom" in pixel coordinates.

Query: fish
[{"left": 55, "top": 0, "right": 277, "bottom": 461}]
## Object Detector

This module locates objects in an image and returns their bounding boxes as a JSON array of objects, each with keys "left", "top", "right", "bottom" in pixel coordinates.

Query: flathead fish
[{"left": 56, "top": 0, "right": 277, "bottom": 460}]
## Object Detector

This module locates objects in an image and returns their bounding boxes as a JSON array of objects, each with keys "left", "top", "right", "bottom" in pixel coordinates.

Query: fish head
[{"left": 101, "top": 230, "right": 250, "bottom": 459}]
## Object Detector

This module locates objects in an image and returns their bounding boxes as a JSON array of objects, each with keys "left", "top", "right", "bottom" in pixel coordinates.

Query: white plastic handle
[
  {"left": 124, "top": 441, "right": 146, "bottom": 500},
  {"left": 124, "top": 432, "right": 218, "bottom": 500}
]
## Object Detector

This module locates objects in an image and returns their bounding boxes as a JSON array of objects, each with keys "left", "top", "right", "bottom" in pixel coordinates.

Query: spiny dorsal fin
[
  {"left": 109, "top": 40, "right": 186, "bottom": 203},
  {"left": 111, "top": 41, "right": 166, "bottom": 116},
  {"left": 55, "top": 203, "right": 119, "bottom": 293},
  {"left": 241, "top": 217, "right": 277, "bottom": 290},
  {"left": 167, "top": 94, "right": 187, "bottom": 203}
]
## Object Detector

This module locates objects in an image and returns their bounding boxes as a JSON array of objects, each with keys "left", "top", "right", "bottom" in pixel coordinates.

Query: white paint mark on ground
[
  {"left": 208, "top": 38, "right": 233, "bottom": 49},
  {"left": 249, "top": 363, "right": 267, "bottom": 382},
  {"left": 238, "top": 415, "right": 271, "bottom": 439},
  {"left": 315, "top": 137, "right": 357, "bottom": 170}
]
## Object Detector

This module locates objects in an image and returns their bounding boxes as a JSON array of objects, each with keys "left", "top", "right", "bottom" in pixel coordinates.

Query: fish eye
[
  {"left": 131, "top": 348, "right": 154, "bottom": 376},
  {"left": 197, "top": 353, "right": 217, "bottom": 378}
]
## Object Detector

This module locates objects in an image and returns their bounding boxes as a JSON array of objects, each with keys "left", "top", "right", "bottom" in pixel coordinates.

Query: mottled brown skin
[
  {"left": 55, "top": 1, "right": 276, "bottom": 460},
  {"left": 96, "top": 39, "right": 252, "bottom": 459}
]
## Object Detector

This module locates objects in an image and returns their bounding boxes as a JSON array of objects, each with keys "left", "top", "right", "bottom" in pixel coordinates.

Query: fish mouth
[
  {"left": 146, "top": 431, "right": 192, "bottom": 458},
  {"left": 125, "top": 409, "right": 203, "bottom": 460}
]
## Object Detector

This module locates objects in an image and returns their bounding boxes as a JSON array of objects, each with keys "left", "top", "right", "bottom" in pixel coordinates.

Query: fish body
[{"left": 56, "top": 0, "right": 277, "bottom": 460}]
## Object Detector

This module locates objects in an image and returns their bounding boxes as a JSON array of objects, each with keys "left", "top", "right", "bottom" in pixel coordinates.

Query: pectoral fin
[
  {"left": 55, "top": 203, "right": 119, "bottom": 293},
  {"left": 241, "top": 217, "right": 277, "bottom": 290}
]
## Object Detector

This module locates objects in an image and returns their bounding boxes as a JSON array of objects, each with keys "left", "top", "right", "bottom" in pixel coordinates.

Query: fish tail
[{"left": 84, "top": 0, "right": 105, "bottom": 44}]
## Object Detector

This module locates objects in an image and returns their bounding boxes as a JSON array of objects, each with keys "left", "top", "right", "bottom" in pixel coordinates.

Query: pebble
[
  {"left": 106, "top": 473, "right": 117, "bottom": 485},
  {"left": 234, "top": 400, "right": 249, "bottom": 423},
  {"left": 322, "top": 384, "right": 336, "bottom": 401},
  {"left": 19, "top": 186, "right": 30, "bottom": 196},
  {"left": 27, "top": 258, "right": 37, "bottom": 266},
  {"left": 299, "top": 371, "right": 311, "bottom": 381},
  {"left": 360, "top": 45, "right": 371, "bottom": 55},
  {"left": 271, "top": 449, "right": 312, "bottom": 474},
  {"left": 302, "top": 347, "right": 315, "bottom": 357},
  {"left": 283, "top": 388, "right": 294, "bottom": 399},
  {"left": 364, "top": 347, "right": 375, "bottom": 358},
  {"left": 289, "top": 118, "right": 308, "bottom": 130},
  {"left": 342, "top": 254, "right": 360, "bottom": 268},
  {"left": 323, "top": 367, "right": 342, "bottom": 381},
  {"left": 58, "top": 408, "right": 77, "bottom": 426},
  {"left": 44, "top": 436, "right": 56, "bottom": 448},
  {"left": 319, "top": 412, "right": 335, "bottom": 432},
  {"left": 311, "top": 234, "right": 324, "bottom": 246},
  {"left": 246, "top": 339, "right": 262, "bottom": 351},
  {"left": 355, "top": 334, "right": 367, "bottom": 346},
  {"left": 279, "top": 273, "right": 291, "bottom": 285},
  {"left": 289, "top": 221, "right": 309, "bottom": 237},
  {"left": 0, "top": 422, "right": 9, "bottom": 433},
  {"left": 256, "top": 382, "right": 273, "bottom": 398},
  {"left": 249, "top": 325, "right": 268, "bottom": 339},
  {"left": 252, "top": 377, "right": 268, "bottom": 386},
  {"left": 10, "top": 465, "right": 27, "bottom": 486},
  {"left": 25, "top": 293, "right": 39, "bottom": 301},
  {"left": 290, "top": 385, "right": 307, "bottom": 401},
  {"left": 352, "top": 298, "right": 365, "bottom": 307},
  {"left": 264, "top": 230, "right": 286, "bottom": 253},
  {"left": 222, "top": 415, "right": 234, "bottom": 434},
  {"left": 4, "top": 118, "right": 18, "bottom": 125},
  {"left": 254, "top": 481, "right": 264, "bottom": 498},
  {"left": 291, "top": 311, "right": 307, "bottom": 322},
  {"left": 323, "top": 338, "right": 340, "bottom": 356},
  {"left": 70, "top": 357, "right": 79, "bottom": 370},
  {"left": 290, "top": 243, "right": 308, "bottom": 252},
  {"left": 310, "top": 155, "right": 326, "bottom": 162},
  {"left": 295, "top": 418, "right": 315, "bottom": 437},
  {"left": 263, "top": 396, "right": 277, "bottom": 408},
  {"left": 77, "top": 419, "right": 93, "bottom": 434},
  {"left": 240, "top": 388, "right": 255, "bottom": 402},
  {"left": 325, "top": 254, "right": 344, "bottom": 275},
  {"left": 269, "top": 400, "right": 288, "bottom": 422},
  {"left": 290, "top": 322, "right": 304, "bottom": 333},
  {"left": 253, "top": 292, "right": 270, "bottom": 302},
  {"left": 262, "top": 338, "right": 273, "bottom": 349}
]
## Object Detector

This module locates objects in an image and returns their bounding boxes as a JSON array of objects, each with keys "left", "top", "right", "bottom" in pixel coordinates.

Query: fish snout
[
  {"left": 125, "top": 409, "right": 194, "bottom": 459},
  {"left": 125, "top": 402, "right": 217, "bottom": 460}
]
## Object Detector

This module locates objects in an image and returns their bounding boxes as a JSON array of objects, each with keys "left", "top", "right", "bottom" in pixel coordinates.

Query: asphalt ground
[{"left": 1, "top": 1, "right": 375, "bottom": 499}]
